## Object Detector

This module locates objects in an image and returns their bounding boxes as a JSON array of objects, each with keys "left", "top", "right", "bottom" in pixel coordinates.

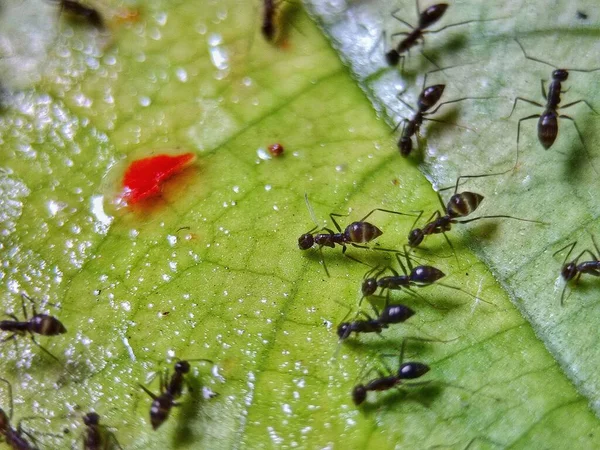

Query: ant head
[
  {"left": 175, "top": 360, "right": 191, "bottom": 374},
  {"left": 83, "top": 412, "right": 100, "bottom": 426},
  {"left": 447, "top": 192, "right": 484, "bottom": 218},
  {"left": 418, "top": 84, "right": 445, "bottom": 111},
  {"left": 408, "top": 228, "right": 424, "bottom": 247},
  {"left": 298, "top": 233, "right": 314, "bottom": 250},
  {"left": 337, "top": 323, "right": 351, "bottom": 340},
  {"left": 385, "top": 49, "right": 400, "bottom": 66},
  {"left": 398, "top": 362, "right": 430, "bottom": 379},
  {"left": 398, "top": 136, "right": 413, "bottom": 156},
  {"left": 352, "top": 385, "right": 367, "bottom": 405},
  {"left": 561, "top": 262, "right": 577, "bottom": 282},
  {"left": 361, "top": 278, "right": 378, "bottom": 297},
  {"left": 419, "top": 4, "right": 449, "bottom": 28},
  {"left": 552, "top": 69, "right": 569, "bottom": 81}
]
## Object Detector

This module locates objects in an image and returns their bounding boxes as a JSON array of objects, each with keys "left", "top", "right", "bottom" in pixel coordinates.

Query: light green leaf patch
[{"left": 0, "top": 0, "right": 599, "bottom": 449}]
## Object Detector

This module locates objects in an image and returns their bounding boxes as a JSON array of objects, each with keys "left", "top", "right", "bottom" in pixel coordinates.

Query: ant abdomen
[
  {"left": 419, "top": 4, "right": 449, "bottom": 28},
  {"left": 418, "top": 85, "right": 445, "bottom": 110},
  {"left": 379, "top": 304, "right": 415, "bottom": 324},
  {"left": 31, "top": 314, "right": 67, "bottom": 336},
  {"left": 398, "top": 362, "right": 430, "bottom": 379},
  {"left": 538, "top": 112, "right": 559, "bottom": 149},
  {"left": 344, "top": 222, "right": 382, "bottom": 243},
  {"left": 411, "top": 266, "right": 445, "bottom": 284},
  {"left": 446, "top": 192, "right": 484, "bottom": 218}
]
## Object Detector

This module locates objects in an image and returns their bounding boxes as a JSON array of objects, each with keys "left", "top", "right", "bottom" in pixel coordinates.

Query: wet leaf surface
[{"left": 0, "top": 0, "right": 599, "bottom": 448}]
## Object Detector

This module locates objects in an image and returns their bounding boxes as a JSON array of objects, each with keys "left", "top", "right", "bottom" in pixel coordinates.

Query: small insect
[
  {"left": 352, "top": 338, "right": 431, "bottom": 405},
  {"left": 407, "top": 173, "right": 545, "bottom": 251},
  {"left": 268, "top": 143, "right": 284, "bottom": 156},
  {"left": 384, "top": 1, "right": 504, "bottom": 69},
  {"left": 57, "top": 0, "right": 104, "bottom": 28},
  {"left": 139, "top": 359, "right": 215, "bottom": 430},
  {"left": 0, "top": 293, "right": 67, "bottom": 363},
  {"left": 0, "top": 377, "right": 39, "bottom": 450},
  {"left": 507, "top": 38, "right": 600, "bottom": 171},
  {"left": 81, "top": 411, "right": 122, "bottom": 450},
  {"left": 337, "top": 302, "right": 415, "bottom": 340},
  {"left": 576, "top": 10, "right": 588, "bottom": 20},
  {"left": 554, "top": 235, "right": 600, "bottom": 306},
  {"left": 361, "top": 251, "right": 489, "bottom": 307},
  {"left": 394, "top": 77, "right": 493, "bottom": 156},
  {"left": 299, "top": 194, "right": 414, "bottom": 275}
]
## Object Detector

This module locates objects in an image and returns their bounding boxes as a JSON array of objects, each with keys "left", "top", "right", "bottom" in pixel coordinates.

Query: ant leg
[
  {"left": 394, "top": 252, "right": 409, "bottom": 276},
  {"left": 28, "top": 334, "right": 63, "bottom": 365},
  {"left": 404, "top": 287, "right": 448, "bottom": 310},
  {"left": 560, "top": 115, "right": 599, "bottom": 176},
  {"left": 553, "top": 241, "right": 577, "bottom": 262},
  {"left": 359, "top": 208, "right": 416, "bottom": 223},
  {"left": 441, "top": 230, "right": 459, "bottom": 267},
  {"left": 426, "top": 12, "right": 512, "bottom": 34},
  {"left": 505, "top": 97, "right": 543, "bottom": 119},
  {"left": 319, "top": 246, "right": 330, "bottom": 278},
  {"left": 456, "top": 214, "right": 547, "bottom": 225},
  {"left": 436, "top": 282, "right": 495, "bottom": 306},
  {"left": 329, "top": 213, "right": 347, "bottom": 233},
  {"left": 108, "top": 432, "right": 124, "bottom": 450},
  {"left": 408, "top": 210, "right": 424, "bottom": 235},
  {"left": 427, "top": 96, "right": 499, "bottom": 116},
  {"left": 392, "top": 117, "right": 409, "bottom": 134},
  {"left": 344, "top": 253, "right": 370, "bottom": 267},
  {"left": 561, "top": 99, "right": 600, "bottom": 115},
  {"left": 591, "top": 234, "right": 600, "bottom": 259},
  {"left": 422, "top": 117, "right": 475, "bottom": 132},
  {"left": 139, "top": 384, "right": 158, "bottom": 400},
  {"left": 390, "top": 7, "right": 415, "bottom": 29},
  {"left": 514, "top": 114, "right": 541, "bottom": 170},
  {"left": 20, "top": 293, "right": 33, "bottom": 320},
  {"left": 396, "top": 90, "right": 416, "bottom": 112},
  {"left": 438, "top": 172, "right": 513, "bottom": 195},
  {"left": 0, "top": 377, "right": 13, "bottom": 420},
  {"left": 390, "top": 31, "right": 411, "bottom": 39},
  {"left": 540, "top": 79, "right": 548, "bottom": 100}
]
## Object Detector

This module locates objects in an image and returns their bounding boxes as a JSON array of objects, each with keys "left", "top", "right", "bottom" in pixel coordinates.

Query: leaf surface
[{"left": 0, "top": 0, "right": 599, "bottom": 448}]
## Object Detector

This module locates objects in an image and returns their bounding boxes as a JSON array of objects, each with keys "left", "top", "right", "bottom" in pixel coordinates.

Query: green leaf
[{"left": 0, "top": 0, "right": 599, "bottom": 449}]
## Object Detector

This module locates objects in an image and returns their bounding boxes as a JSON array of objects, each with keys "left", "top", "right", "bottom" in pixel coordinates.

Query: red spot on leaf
[{"left": 120, "top": 153, "right": 196, "bottom": 205}]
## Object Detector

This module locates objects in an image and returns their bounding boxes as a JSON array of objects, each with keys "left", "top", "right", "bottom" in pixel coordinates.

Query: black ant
[
  {"left": 385, "top": 1, "right": 504, "bottom": 70},
  {"left": 352, "top": 338, "right": 432, "bottom": 405},
  {"left": 337, "top": 302, "right": 415, "bottom": 340},
  {"left": 407, "top": 173, "right": 545, "bottom": 251},
  {"left": 56, "top": 0, "right": 104, "bottom": 28},
  {"left": 394, "top": 67, "right": 494, "bottom": 156},
  {"left": 507, "top": 38, "right": 600, "bottom": 171},
  {"left": 361, "top": 251, "right": 489, "bottom": 306},
  {"left": 554, "top": 235, "right": 600, "bottom": 306},
  {"left": 0, "top": 377, "right": 43, "bottom": 449},
  {"left": 0, "top": 293, "right": 67, "bottom": 363},
  {"left": 298, "top": 194, "right": 414, "bottom": 275},
  {"left": 139, "top": 359, "right": 216, "bottom": 430},
  {"left": 81, "top": 412, "right": 122, "bottom": 450}
]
